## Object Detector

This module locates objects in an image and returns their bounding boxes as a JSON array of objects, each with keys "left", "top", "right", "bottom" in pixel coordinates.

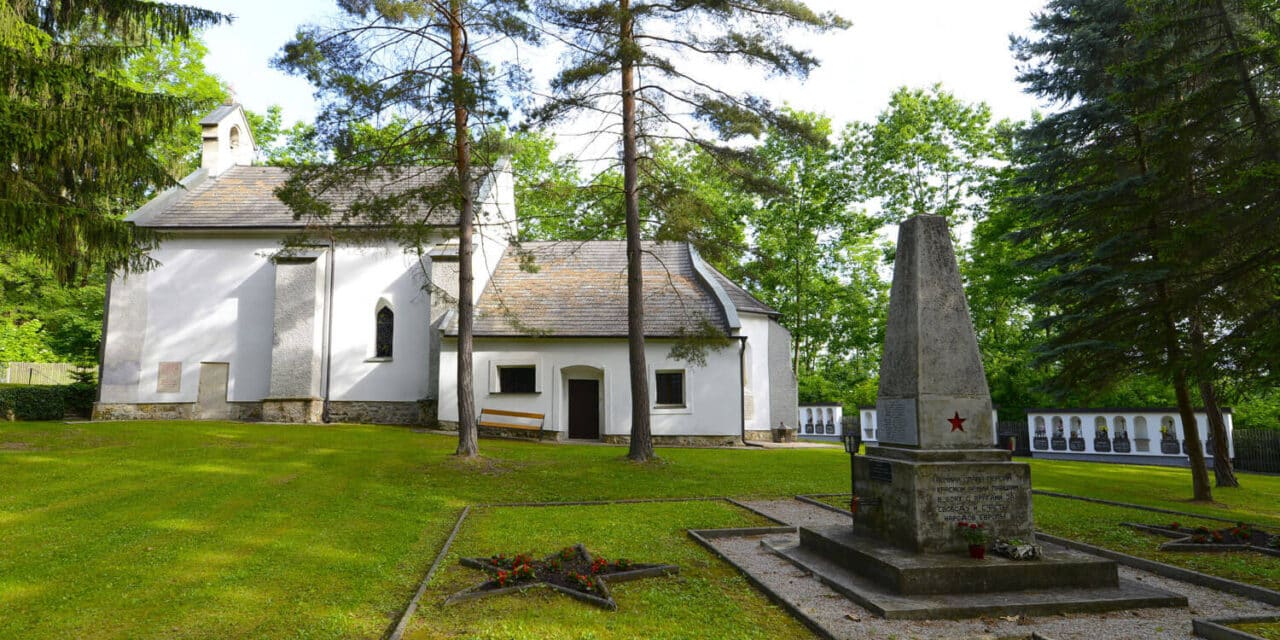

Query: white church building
[{"left": 93, "top": 103, "right": 798, "bottom": 444}]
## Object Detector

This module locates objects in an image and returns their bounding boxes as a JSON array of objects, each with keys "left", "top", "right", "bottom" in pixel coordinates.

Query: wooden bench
[{"left": 478, "top": 408, "right": 546, "bottom": 438}]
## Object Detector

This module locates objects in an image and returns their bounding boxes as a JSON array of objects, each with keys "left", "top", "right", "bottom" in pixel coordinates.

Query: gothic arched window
[{"left": 375, "top": 305, "right": 394, "bottom": 358}]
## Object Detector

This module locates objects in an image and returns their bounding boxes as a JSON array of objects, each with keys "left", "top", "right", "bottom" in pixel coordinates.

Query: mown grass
[
  {"left": 1027, "top": 458, "right": 1280, "bottom": 528},
  {"left": 1033, "top": 495, "right": 1280, "bottom": 591},
  {"left": 6, "top": 420, "right": 1280, "bottom": 640},
  {"left": 404, "top": 502, "right": 808, "bottom": 640},
  {"left": 0, "top": 421, "right": 849, "bottom": 640},
  {"left": 1232, "top": 621, "right": 1280, "bottom": 639}
]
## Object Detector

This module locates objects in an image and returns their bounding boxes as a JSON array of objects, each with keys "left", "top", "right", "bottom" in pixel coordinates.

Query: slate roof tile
[
  {"left": 456, "top": 241, "right": 732, "bottom": 338},
  {"left": 130, "top": 165, "right": 462, "bottom": 228}
]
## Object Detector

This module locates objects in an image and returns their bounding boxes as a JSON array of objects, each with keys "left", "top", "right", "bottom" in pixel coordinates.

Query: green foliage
[
  {"left": 850, "top": 84, "right": 1001, "bottom": 223},
  {"left": 120, "top": 34, "right": 229, "bottom": 178},
  {"left": 0, "top": 383, "right": 93, "bottom": 420},
  {"left": 739, "top": 110, "right": 887, "bottom": 393},
  {"left": 1235, "top": 388, "right": 1280, "bottom": 431},
  {"left": 0, "top": 1, "right": 227, "bottom": 282},
  {"left": 0, "top": 317, "right": 55, "bottom": 364},
  {"left": 0, "top": 251, "right": 104, "bottom": 365}
]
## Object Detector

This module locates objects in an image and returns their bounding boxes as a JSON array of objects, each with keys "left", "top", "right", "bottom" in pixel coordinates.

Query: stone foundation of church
[
  {"left": 600, "top": 434, "right": 739, "bottom": 447},
  {"left": 478, "top": 425, "right": 564, "bottom": 442},
  {"left": 262, "top": 398, "right": 324, "bottom": 423},
  {"left": 326, "top": 400, "right": 435, "bottom": 426},
  {"left": 743, "top": 429, "right": 773, "bottom": 442},
  {"left": 93, "top": 401, "right": 262, "bottom": 421}
]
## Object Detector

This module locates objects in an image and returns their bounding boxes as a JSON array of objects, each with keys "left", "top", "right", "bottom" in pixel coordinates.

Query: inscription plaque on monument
[
  {"left": 156, "top": 361, "right": 182, "bottom": 393},
  {"left": 876, "top": 398, "right": 918, "bottom": 446},
  {"left": 869, "top": 460, "right": 893, "bottom": 483},
  {"left": 928, "top": 469, "right": 1025, "bottom": 525}
]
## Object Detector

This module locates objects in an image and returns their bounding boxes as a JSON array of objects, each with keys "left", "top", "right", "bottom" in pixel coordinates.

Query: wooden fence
[
  {"left": 1, "top": 362, "right": 77, "bottom": 385},
  {"left": 1233, "top": 429, "right": 1280, "bottom": 474}
]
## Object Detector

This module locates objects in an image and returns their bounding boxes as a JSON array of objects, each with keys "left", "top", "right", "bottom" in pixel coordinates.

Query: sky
[{"left": 190, "top": 0, "right": 1052, "bottom": 135}]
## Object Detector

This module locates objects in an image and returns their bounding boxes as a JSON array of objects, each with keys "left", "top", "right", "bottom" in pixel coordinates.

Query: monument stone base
[
  {"left": 800, "top": 525, "right": 1115, "bottom": 595},
  {"left": 853, "top": 446, "right": 1034, "bottom": 553},
  {"left": 769, "top": 529, "right": 1188, "bottom": 619}
]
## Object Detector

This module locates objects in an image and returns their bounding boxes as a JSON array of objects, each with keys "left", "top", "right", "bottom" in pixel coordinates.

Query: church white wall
[
  {"left": 100, "top": 236, "right": 277, "bottom": 403},
  {"left": 327, "top": 242, "right": 434, "bottom": 402},
  {"left": 100, "top": 235, "right": 445, "bottom": 406},
  {"left": 739, "top": 313, "right": 774, "bottom": 434},
  {"left": 438, "top": 338, "right": 743, "bottom": 437}
]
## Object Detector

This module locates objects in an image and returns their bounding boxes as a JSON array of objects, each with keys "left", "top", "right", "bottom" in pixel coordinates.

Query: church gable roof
[
  {"left": 453, "top": 241, "right": 734, "bottom": 338},
  {"left": 129, "top": 165, "right": 470, "bottom": 229},
  {"left": 709, "top": 269, "right": 778, "bottom": 316}
]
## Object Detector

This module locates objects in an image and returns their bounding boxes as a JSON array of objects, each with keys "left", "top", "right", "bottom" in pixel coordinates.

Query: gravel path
[{"left": 712, "top": 499, "right": 1280, "bottom": 640}]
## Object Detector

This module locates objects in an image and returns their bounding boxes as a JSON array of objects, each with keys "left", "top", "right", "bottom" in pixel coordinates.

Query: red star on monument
[{"left": 948, "top": 412, "right": 966, "bottom": 432}]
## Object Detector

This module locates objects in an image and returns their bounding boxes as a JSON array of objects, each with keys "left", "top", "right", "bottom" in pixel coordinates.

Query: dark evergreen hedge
[{"left": 0, "top": 383, "right": 96, "bottom": 420}]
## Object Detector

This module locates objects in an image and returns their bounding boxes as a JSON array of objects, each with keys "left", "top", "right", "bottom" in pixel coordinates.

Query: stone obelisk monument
[
  {"left": 856, "top": 214, "right": 1033, "bottom": 552},
  {"left": 768, "top": 215, "right": 1187, "bottom": 619}
]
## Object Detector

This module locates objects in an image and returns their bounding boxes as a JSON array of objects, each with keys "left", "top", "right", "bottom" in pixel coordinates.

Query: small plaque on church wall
[
  {"left": 876, "top": 398, "right": 918, "bottom": 446},
  {"left": 869, "top": 460, "right": 893, "bottom": 483},
  {"left": 156, "top": 361, "right": 182, "bottom": 393}
]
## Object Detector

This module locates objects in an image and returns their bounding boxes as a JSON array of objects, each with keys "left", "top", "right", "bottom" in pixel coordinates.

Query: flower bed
[
  {"left": 444, "top": 543, "right": 679, "bottom": 610},
  {"left": 1124, "top": 521, "right": 1280, "bottom": 557}
]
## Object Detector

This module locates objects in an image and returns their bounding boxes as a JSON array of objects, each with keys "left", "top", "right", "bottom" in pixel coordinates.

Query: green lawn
[
  {"left": 1027, "top": 458, "right": 1280, "bottom": 528},
  {"left": 4, "top": 421, "right": 1280, "bottom": 640},
  {"left": 405, "top": 502, "right": 808, "bottom": 640},
  {"left": 0, "top": 421, "right": 849, "bottom": 640}
]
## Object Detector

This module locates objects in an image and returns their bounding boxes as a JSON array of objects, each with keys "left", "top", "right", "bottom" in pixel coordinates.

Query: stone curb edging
[
  {"left": 686, "top": 527, "right": 835, "bottom": 640},
  {"left": 1192, "top": 614, "right": 1280, "bottom": 640},
  {"left": 795, "top": 494, "right": 854, "bottom": 517},
  {"left": 1032, "top": 490, "right": 1257, "bottom": 527},
  {"left": 724, "top": 498, "right": 792, "bottom": 526},
  {"left": 385, "top": 506, "right": 471, "bottom": 640},
  {"left": 481, "top": 496, "right": 729, "bottom": 508},
  {"left": 1034, "top": 531, "right": 1280, "bottom": 606}
]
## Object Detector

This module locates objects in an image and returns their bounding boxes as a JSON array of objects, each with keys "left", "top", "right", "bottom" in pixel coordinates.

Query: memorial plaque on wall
[
  {"left": 1113, "top": 438, "right": 1131, "bottom": 453},
  {"left": 869, "top": 460, "right": 893, "bottom": 483},
  {"left": 156, "top": 361, "right": 182, "bottom": 393},
  {"left": 875, "top": 398, "right": 918, "bottom": 446}
]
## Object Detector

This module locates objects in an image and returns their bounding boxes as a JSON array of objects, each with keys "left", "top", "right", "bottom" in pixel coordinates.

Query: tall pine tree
[
  {"left": 533, "top": 0, "right": 847, "bottom": 461},
  {"left": 275, "top": 0, "right": 535, "bottom": 457}
]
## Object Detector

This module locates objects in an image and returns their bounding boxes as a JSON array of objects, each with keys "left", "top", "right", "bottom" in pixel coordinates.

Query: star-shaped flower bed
[
  {"left": 443, "top": 544, "right": 679, "bottom": 610},
  {"left": 1124, "top": 521, "right": 1280, "bottom": 557}
]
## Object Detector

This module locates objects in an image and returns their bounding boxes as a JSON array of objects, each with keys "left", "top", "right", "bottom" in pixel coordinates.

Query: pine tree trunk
[
  {"left": 451, "top": 0, "right": 478, "bottom": 458},
  {"left": 1172, "top": 369, "right": 1212, "bottom": 501},
  {"left": 620, "top": 0, "right": 653, "bottom": 462},
  {"left": 1199, "top": 378, "right": 1239, "bottom": 488}
]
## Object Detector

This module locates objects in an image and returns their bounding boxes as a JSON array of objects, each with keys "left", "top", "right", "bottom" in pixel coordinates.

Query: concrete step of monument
[
  {"left": 766, "top": 537, "right": 1188, "bottom": 620},
  {"left": 800, "top": 524, "right": 1117, "bottom": 595}
]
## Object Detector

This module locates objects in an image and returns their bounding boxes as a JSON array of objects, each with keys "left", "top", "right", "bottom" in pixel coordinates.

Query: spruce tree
[
  {"left": 1012, "top": 0, "right": 1215, "bottom": 499},
  {"left": 0, "top": 0, "right": 227, "bottom": 283}
]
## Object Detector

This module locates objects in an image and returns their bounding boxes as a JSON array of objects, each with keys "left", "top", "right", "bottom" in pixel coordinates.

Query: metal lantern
[{"left": 842, "top": 430, "right": 861, "bottom": 455}]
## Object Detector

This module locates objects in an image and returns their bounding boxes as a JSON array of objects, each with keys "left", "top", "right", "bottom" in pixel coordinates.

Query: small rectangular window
[
  {"left": 498, "top": 366, "right": 537, "bottom": 393},
  {"left": 655, "top": 371, "right": 684, "bottom": 406}
]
